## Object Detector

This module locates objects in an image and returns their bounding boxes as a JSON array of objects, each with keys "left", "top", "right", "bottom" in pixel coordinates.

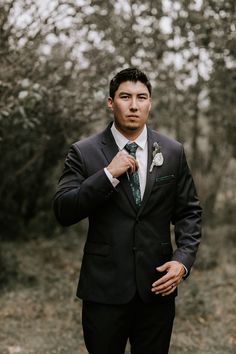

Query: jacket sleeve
[
  {"left": 171, "top": 146, "right": 202, "bottom": 274},
  {"left": 53, "top": 143, "right": 116, "bottom": 226}
]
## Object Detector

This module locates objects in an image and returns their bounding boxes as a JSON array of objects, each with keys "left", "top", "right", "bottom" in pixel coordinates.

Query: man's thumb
[{"left": 156, "top": 263, "right": 168, "bottom": 272}]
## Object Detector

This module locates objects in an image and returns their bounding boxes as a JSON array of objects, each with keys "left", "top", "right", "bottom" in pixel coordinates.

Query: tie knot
[{"left": 125, "top": 142, "right": 139, "bottom": 156}]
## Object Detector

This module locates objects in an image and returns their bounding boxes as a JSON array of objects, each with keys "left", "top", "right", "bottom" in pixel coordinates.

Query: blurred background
[{"left": 0, "top": 0, "right": 235, "bottom": 353}]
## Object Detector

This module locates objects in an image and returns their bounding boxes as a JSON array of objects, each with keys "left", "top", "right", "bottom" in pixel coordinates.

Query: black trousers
[{"left": 82, "top": 293, "right": 175, "bottom": 354}]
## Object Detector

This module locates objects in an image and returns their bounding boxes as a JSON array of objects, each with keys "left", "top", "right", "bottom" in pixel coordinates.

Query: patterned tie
[{"left": 125, "top": 142, "right": 142, "bottom": 207}]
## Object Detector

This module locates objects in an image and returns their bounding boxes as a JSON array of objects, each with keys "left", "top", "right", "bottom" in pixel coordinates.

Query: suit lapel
[
  {"left": 101, "top": 125, "right": 119, "bottom": 164},
  {"left": 101, "top": 124, "right": 137, "bottom": 211},
  {"left": 138, "top": 128, "right": 159, "bottom": 214}
]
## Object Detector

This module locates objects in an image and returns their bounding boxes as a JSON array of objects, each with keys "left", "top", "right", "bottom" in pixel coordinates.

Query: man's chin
[
  {"left": 126, "top": 126, "right": 138, "bottom": 131},
  {"left": 125, "top": 122, "right": 141, "bottom": 131}
]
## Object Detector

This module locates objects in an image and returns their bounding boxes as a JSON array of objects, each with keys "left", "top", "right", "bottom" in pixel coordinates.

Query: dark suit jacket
[{"left": 54, "top": 123, "right": 202, "bottom": 304}]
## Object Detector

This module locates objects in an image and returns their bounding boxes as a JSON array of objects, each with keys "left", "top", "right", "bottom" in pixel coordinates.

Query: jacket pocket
[
  {"left": 155, "top": 174, "right": 176, "bottom": 185},
  {"left": 84, "top": 242, "right": 110, "bottom": 257}
]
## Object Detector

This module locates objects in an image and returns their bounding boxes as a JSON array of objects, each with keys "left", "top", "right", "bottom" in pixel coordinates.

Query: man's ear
[{"left": 107, "top": 97, "right": 113, "bottom": 111}]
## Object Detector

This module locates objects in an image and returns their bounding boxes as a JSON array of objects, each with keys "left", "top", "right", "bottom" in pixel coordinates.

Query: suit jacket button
[{"left": 132, "top": 247, "right": 137, "bottom": 251}]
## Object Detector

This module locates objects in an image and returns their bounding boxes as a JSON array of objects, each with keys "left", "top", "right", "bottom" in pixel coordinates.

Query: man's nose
[{"left": 130, "top": 98, "right": 138, "bottom": 111}]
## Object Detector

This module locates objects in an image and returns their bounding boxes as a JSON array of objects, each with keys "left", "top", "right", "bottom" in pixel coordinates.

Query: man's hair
[{"left": 109, "top": 67, "right": 152, "bottom": 99}]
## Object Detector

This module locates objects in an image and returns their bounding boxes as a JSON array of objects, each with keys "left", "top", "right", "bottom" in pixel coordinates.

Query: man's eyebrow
[
  {"left": 138, "top": 92, "right": 149, "bottom": 96},
  {"left": 119, "top": 91, "right": 149, "bottom": 96},
  {"left": 119, "top": 91, "right": 131, "bottom": 96}
]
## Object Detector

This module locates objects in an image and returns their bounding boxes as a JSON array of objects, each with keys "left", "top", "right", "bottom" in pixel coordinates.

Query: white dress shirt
[{"left": 104, "top": 123, "right": 148, "bottom": 199}]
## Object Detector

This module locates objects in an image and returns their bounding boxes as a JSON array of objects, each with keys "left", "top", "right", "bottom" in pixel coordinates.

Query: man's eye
[
  {"left": 120, "top": 95, "right": 129, "bottom": 100},
  {"left": 138, "top": 96, "right": 147, "bottom": 100}
]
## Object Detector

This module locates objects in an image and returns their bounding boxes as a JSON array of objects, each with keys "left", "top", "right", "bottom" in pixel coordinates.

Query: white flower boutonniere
[{"left": 149, "top": 142, "right": 164, "bottom": 172}]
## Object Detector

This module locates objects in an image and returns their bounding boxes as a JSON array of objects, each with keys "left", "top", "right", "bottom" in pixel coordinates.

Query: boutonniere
[{"left": 149, "top": 142, "right": 164, "bottom": 172}]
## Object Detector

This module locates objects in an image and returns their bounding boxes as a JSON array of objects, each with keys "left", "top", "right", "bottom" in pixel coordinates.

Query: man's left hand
[{"left": 151, "top": 261, "right": 185, "bottom": 296}]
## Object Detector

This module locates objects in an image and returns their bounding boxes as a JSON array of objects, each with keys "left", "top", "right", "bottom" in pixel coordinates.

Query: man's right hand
[{"left": 107, "top": 151, "right": 139, "bottom": 178}]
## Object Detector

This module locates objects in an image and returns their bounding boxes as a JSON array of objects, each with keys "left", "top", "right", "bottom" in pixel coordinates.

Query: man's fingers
[
  {"left": 152, "top": 273, "right": 170, "bottom": 287},
  {"left": 152, "top": 272, "right": 182, "bottom": 289},
  {"left": 118, "top": 152, "right": 138, "bottom": 171},
  {"left": 152, "top": 278, "right": 180, "bottom": 293},
  {"left": 152, "top": 278, "right": 175, "bottom": 292},
  {"left": 127, "top": 155, "right": 138, "bottom": 173},
  {"left": 156, "top": 263, "right": 169, "bottom": 272},
  {"left": 107, "top": 152, "right": 139, "bottom": 177},
  {"left": 160, "top": 285, "right": 177, "bottom": 296}
]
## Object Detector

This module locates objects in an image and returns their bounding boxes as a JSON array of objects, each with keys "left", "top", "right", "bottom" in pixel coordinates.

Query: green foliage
[{"left": 0, "top": 1, "right": 89, "bottom": 235}]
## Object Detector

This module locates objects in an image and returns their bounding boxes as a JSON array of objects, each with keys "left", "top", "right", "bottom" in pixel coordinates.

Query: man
[{"left": 54, "top": 68, "right": 202, "bottom": 354}]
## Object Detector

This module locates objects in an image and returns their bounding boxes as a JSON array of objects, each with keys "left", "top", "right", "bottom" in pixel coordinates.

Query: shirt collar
[{"left": 111, "top": 123, "right": 147, "bottom": 151}]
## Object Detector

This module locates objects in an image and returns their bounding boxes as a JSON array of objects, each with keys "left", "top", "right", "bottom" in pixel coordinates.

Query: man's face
[{"left": 107, "top": 81, "right": 151, "bottom": 138}]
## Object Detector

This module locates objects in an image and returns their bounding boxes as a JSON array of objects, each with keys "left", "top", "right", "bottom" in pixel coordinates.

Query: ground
[{"left": 0, "top": 223, "right": 235, "bottom": 354}]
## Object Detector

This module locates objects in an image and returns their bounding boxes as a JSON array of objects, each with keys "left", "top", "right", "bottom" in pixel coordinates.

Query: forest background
[{"left": 0, "top": 0, "right": 235, "bottom": 353}]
